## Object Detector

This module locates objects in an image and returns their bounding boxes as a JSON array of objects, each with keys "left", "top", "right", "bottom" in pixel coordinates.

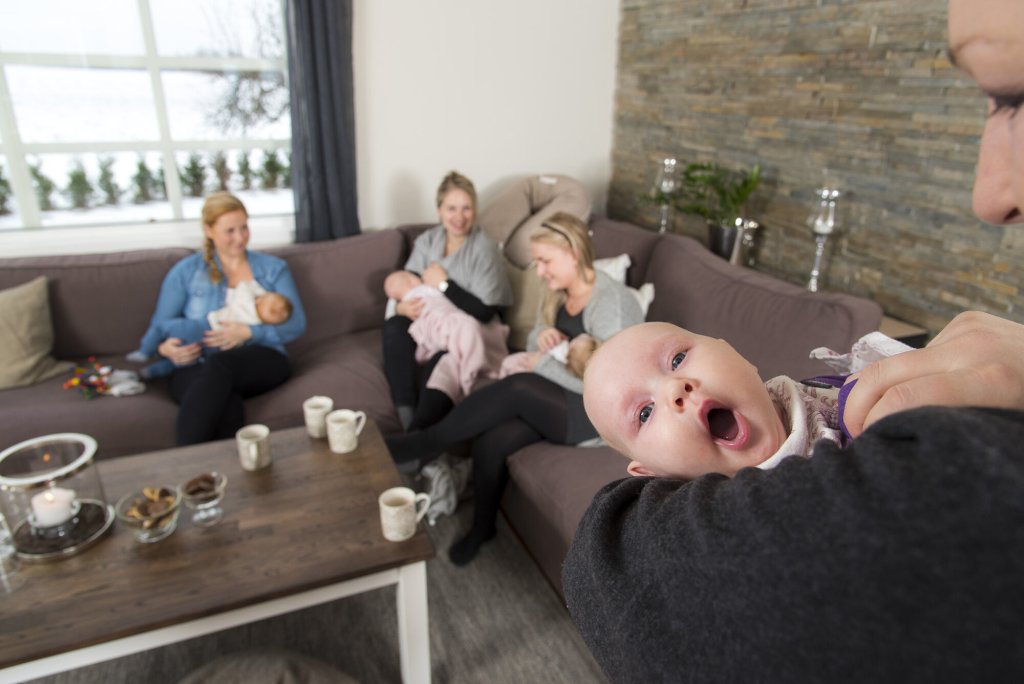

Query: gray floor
[{"left": 26, "top": 503, "right": 607, "bottom": 684}]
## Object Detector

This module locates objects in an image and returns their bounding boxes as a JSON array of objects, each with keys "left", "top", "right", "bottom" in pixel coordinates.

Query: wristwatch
[{"left": 438, "top": 280, "right": 450, "bottom": 293}]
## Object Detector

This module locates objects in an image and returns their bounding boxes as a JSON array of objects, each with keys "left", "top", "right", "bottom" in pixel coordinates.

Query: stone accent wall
[{"left": 609, "top": 0, "right": 1022, "bottom": 335}]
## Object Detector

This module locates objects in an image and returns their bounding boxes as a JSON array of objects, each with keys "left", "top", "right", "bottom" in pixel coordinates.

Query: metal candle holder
[
  {"left": 807, "top": 186, "right": 840, "bottom": 293},
  {"left": 653, "top": 157, "right": 679, "bottom": 234}
]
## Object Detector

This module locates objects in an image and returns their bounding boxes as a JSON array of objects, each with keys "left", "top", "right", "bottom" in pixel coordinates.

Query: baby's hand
[{"left": 536, "top": 327, "right": 568, "bottom": 353}]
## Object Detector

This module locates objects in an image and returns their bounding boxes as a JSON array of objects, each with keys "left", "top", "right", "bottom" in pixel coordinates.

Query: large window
[{"left": 0, "top": 0, "right": 291, "bottom": 231}]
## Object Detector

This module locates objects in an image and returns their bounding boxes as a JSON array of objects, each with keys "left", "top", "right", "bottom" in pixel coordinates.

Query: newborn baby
[{"left": 583, "top": 322, "right": 850, "bottom": 480}]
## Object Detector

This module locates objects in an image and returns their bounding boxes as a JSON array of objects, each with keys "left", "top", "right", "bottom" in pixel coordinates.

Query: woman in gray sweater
[{"left": 387, "top": 212, "right": 644, "bottom": 565}]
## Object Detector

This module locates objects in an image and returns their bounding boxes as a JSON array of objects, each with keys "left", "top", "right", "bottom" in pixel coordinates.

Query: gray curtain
[{"left": 286, "top": 0, "right": 360, "bottom": 242}]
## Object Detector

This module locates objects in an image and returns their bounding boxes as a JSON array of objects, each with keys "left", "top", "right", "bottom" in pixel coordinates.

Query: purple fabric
[
  {"left": 802, "top": 374, "right": 855, "bottom": 442},
  {"left": 837, "top": 379, "right": 856, "bottom": 441}
]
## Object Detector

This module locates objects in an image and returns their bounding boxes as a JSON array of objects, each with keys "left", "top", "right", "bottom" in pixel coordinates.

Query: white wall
[{"left": 353, "top": 0, "right": 619, "bottom": 229}]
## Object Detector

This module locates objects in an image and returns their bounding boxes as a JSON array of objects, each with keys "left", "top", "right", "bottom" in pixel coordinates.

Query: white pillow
[
  {"left": 594, "top": 254, "right": 630, "bottom": 283},
  {"left": 632, "top": 283, "right": 655, "bottom": 316},
  {"left": 594, "top": 253, "right": 654, "bottom": 316}
]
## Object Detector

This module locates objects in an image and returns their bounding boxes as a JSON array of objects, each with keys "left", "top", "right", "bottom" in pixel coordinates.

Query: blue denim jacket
[{"left": 137, "top": 250, "right": 306, "bottom": 357}]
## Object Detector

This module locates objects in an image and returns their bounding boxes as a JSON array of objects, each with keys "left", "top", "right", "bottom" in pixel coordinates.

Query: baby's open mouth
[{"left": 707, "top": 407, "right": 740, "bottom": 441}]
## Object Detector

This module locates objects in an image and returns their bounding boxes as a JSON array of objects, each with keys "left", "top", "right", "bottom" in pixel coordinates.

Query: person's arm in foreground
[
  {"left": 842, "top": 311, "right": 1024, "bottom": 436},
  {"left": 563, "top": 406, "right": 1024, "bottom": 683}
]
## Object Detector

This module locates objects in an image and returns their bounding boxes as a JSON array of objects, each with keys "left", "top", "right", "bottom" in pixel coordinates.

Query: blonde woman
[
  {"left": 139, "top": 192, "right": 306, "bottom": 445},
  {"left": 386, "top": 211, "right": 643, "bottom": 565},
  {"left": 382, "top": 171, "right": 513, "bottom": 431}
]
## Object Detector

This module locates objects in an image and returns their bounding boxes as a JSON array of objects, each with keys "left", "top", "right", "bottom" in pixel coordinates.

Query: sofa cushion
[
  {"left": 0, "top": 329, "right": 403, "bottom": 460},
  {"left": 0, "top": 248, "right": 191, "bottom": 359},
  {"left": 271, "top": 230, "right": 408, "bottom": 354},
  {"left": 0, "top": 354, "right": 178, "bottom": 459},
  {"left": 0, "top": 276, "right": 67, "bottom": 390},
  {"left": 589, "top": 217, "right": 661, "bottom": 288},
  {"left": 644, "top": 232, "right": 883, "bottom": 379},
  {"left": 504, "top": 442, "right": 629, "bottom": 597},
  {"left": 247, "top": 328, "right": 401, "bottom": 436}
]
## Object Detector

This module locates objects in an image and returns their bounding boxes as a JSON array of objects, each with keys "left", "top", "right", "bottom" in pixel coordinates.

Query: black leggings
[
  {"left": 420, "top": 373, "right": 570, "bottom": 537},
  {"left": 381, "top": 315, "right": 419, "bottom": 407},
  {"left": 169, "top": 345, "right": 290, "bottom": 446},
  {"left": 381, "top": 315, "right": 452, "bottom": 428}
]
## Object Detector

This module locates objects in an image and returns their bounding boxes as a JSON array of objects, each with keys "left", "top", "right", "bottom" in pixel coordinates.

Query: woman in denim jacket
[{"left": 138, "top": 192, "right": 306, "bottom": 445}]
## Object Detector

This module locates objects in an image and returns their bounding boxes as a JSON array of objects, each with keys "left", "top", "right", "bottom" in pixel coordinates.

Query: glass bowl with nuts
[{"left": 115, "top": 485, "right": 181, "bottom": 543}]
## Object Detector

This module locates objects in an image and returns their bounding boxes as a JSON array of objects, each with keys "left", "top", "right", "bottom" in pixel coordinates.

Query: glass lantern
[
  {"left": 806, "top": 185, "right": 841, "bottom": 293},
  {"left": 652, "top": 157, "right": 679, "bottom": 234},
  {"left": 0, "top": 434, "right": 114, "bottom": 562}
]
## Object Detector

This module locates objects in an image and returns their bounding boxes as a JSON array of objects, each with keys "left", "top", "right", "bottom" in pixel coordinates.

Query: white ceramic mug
[
  {"left": 326, "top": 409, "right": 367, "bottom": 454},
  {"left": 378, "top": 486, "right": 431, "bottom": 542},
  {"left": 302, "top": 395, "right": 334, "bottom": 438},
  {"left": 236, "top": 424, "right": 272, "bottom": 471}
]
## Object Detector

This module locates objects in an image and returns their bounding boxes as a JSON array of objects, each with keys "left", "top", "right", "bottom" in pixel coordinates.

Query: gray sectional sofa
[
  {"left": 0, "top": 228, "right": 409, "bottom": 457},
  {"left": 0, "top": 217, "right": 882, "bottom": 595}
]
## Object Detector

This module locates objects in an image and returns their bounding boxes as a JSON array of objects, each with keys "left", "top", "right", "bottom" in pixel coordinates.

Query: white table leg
[{"left": 396, "top": 561, "right": 430, "bottom": 684}]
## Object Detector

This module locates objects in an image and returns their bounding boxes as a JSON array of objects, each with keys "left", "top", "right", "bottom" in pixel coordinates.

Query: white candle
[{"left": 31, "top": 487, "right": 76, "bottom": 527}]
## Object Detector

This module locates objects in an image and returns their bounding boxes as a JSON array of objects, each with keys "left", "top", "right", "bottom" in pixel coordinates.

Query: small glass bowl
[
  {"left": 115, "top": 485, "right": 181, "bottom": 543},
  {"left": 181, "top": 472, "right": 227, "bottom": 527}
]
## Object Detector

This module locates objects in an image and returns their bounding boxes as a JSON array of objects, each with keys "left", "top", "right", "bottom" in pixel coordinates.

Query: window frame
[{"left": 0, "top": 0, "right": 290, "bottom": 231}]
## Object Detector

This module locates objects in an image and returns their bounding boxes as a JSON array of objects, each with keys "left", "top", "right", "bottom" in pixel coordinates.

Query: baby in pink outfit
[{"left": 384, "top": 271, "right": 508, "bottom": 402}]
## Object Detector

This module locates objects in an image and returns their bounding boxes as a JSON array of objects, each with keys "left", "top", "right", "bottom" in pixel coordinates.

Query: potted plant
[
  {"left": 673, "top": 161, "right": 761, "bottom": 261},
  {"left": 673, "top": 160, "right": 761, "bottom": 227}
]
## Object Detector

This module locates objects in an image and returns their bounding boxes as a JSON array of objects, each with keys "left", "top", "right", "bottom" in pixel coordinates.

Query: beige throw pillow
[
  {"left": 478, "top": 174, "right": 592, "bottom": 268},
  {"left": 0, "top": 276, "right": 67, "bottom": 390},
  {"left": 504, "top": 259, "right": 545, "bottom": 351}
]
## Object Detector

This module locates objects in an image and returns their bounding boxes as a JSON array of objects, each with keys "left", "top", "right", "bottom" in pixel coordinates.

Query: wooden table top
[{"left": 0, "top": 423, "right": 434, "bottom": 668}]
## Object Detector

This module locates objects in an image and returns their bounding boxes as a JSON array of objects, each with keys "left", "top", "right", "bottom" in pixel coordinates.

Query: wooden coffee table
[{"left": 0, "top": 423, "right": 434, "bottom": 684}]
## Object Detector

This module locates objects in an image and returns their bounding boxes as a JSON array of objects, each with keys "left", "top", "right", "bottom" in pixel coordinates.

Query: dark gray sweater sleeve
[{"left": 562, "top": 407, "right": 1024, "bottom": 683}]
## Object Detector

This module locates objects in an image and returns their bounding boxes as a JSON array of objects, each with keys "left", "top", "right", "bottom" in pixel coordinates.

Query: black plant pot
[
  {"left": 707, "top": 221, "right": 738, "bottom": 260},
  {"left": 707, "top": 219, "right": 759, "bottom": 266}
]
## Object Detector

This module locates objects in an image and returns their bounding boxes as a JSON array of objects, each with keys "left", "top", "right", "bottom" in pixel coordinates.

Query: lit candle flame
[
  {"left": 42, "top": 452, "right": 51, "bottom": 463},
  {"left": 43, "top": 491, "right": 56, "bottom": 503}
]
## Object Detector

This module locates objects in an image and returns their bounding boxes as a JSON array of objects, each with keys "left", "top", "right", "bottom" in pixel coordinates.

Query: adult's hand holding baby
[
  {"left": 204, "top": 321, "right": 253, "bottom": 351},
  {"left": 843, "top": 311, "right": 1024, "bottom": 437},
  {"left": 422, "top": 262, "right": 448, "bottom": 289},
  {"left": 158, "top": 337, "right": 202, "bottom": 366},
  {"left": 536, "top": 326, "right": 568, "bottom": 353},
  {"left": 396, "top": 297, "right": 425, "bottom": 320}
]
